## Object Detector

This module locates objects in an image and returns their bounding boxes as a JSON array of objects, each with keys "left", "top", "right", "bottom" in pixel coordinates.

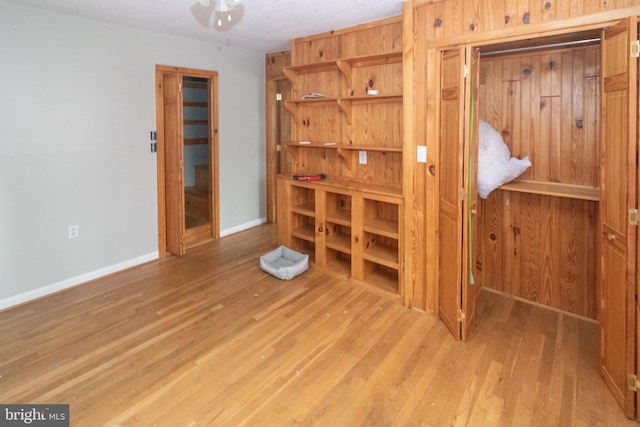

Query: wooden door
[
  {"left": 461, "top": 47, "right": 480, "bottom": 342},
  {"left": 600, "top": 17, "right": 637, "bottom": 419},
  {"left": 439, "top": 46, "right": 480, "bottom": 341},
  {"left": 162, "top": 72, "right": 186, "bottom": 256}
]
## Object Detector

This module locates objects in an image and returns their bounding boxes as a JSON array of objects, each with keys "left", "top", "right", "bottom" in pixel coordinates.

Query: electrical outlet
[
  {"left": 359, "top": 150, "right": 367, "bottom": 165},
  {"left": 68, "top": 225, "right": 79, "bottom": 239}
]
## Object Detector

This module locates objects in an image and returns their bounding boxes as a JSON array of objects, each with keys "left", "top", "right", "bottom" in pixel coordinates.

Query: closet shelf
[{"left": 498, "top": 180, "right": 600, "bottom": 201}]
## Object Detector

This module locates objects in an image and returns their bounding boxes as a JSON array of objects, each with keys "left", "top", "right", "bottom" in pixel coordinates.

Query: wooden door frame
[{"left": 155, "top": 65, "right": 220, "bottom": 256}]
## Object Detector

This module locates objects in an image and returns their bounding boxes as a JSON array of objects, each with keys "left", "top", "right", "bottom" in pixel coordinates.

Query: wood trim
[
  {"left": 210, "top": 72, "right": 220, "bottom": 240},
  {"left": 402, "top": 0, "right": 415, "bottom": 308},
  {"left": 155, "top": 69, "right": 167, "bottom": 256},
  {"left": 423, "top": 6, "right": 640, "bottom": 49},
  {"left": 155, "top": 65, "right": 220, "bottom": 255},
  {"left": 291, "top": 15, "right": 402, "bottom": 44}
]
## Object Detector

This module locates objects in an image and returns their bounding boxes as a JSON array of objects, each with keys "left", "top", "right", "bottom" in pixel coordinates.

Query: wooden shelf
[
  {"left": 283, "top": 61, "right": 339, "bottom": 78},
  {"left": 292, "top": 224, "right": 315, "bottom": 242},
  {"left": 184, "top": 138, "right": 209, "bottom": 145},
  {"left": 326, "top": 209, "right": 351, "bottom": 226},
  {"left": 282, "top": 175, "right": 402, "bottom": 200},
  {"left": 498, "top": 180, "right": 600, "bottom": 201},
  {"left": 337, "top": 95, "right": 402, "bottom": 123},
  {"left": 364, "top": 218, "right": 399, "bottom": 239},
  {"left": 291, "top": 202, "right": 315, "bottom": 216},
  {"left": 183, "top": 101, "right": 208, "bottom": 107},
  {"left": 336, "top": 52, "right": 403, "bottom": 88},
  {"left": 364, "top": 244, "right": 398, "bottom": 270},
  {"left": 326, "top": 233, "right": 351, "bottom": 254}
]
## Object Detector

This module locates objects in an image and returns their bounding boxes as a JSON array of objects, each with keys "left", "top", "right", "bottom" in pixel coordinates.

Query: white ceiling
[{"left": 5, "top": 0, "right": 405, "bottom": 52}]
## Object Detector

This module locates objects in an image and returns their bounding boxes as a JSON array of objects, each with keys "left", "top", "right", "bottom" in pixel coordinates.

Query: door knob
[{"left": 606, "top": 233, "right": 616, "bottom": 241}]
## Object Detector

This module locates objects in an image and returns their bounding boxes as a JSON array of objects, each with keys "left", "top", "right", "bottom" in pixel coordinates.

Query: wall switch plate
[
  {"left": 68, "top": 225, "right": 79, "bottom": 239},
  {"left": 359, "top": 150, "right": 367, "bottom": 165},
  {"left": 417, "top": 145, "right": 427, "bottom": 163}
]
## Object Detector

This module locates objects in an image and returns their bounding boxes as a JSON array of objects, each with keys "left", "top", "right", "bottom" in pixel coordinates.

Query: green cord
[{"left": 467, "top": 58, "right": 475, "bottom": 286}]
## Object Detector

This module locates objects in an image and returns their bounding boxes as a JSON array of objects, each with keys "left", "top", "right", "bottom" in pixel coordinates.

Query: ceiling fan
[{"left": 194, "top": 0, "right": 242, "bottom": 28}]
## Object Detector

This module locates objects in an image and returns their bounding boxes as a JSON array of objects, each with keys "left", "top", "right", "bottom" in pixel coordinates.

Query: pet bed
[{"left": 260, "top": 246, "right": 309, "bottom": 280}]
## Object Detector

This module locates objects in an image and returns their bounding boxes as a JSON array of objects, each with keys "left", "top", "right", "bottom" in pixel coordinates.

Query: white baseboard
[
  {"left": 220, "top": 217, "right": 267, "bottom": 237},
  {"left": 0, "top": 252, "right": 159, "bottom": 311}
]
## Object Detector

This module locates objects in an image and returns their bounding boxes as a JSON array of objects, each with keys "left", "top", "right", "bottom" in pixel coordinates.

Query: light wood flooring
[{"left": 0, "top": 224, "right": 634, "bottom": 426}]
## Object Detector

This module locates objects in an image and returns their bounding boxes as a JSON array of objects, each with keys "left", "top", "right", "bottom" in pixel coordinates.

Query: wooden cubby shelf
[
  {"left": 292, "top": 224, "right": 315, "bottom": 242},
  {"left": 498, "top": 180, "right": 600, "bottom": 201},
  {"left": 326, "top": 231, "right": 352, "bottom": 254},
  {"left": 277, "top": 21, "right": 404, "bottom": 296},
  {"left": 363, "top": 244, "right": 399, "bottom": 270},
  {"left": 364, "top": 218, "right": 399, "bottom": 239}
]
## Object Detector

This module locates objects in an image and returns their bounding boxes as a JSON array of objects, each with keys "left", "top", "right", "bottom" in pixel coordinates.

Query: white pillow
[
  {"left": 478, "top": 119, "right": 509, "bottom": 171},
  {"left": 477, "top": 119, "right": 531, "bottom": 198},
  {"left": 478, "top": 157, "right": 532, "bottom": 198}
]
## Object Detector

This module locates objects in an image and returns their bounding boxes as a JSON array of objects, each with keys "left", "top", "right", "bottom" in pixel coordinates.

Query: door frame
[
  {"left": 155, "top": 65, "right": 220, "bottom": 256},
  {"left": 432, "top": 16, "right": 639, "bottom": 417}
]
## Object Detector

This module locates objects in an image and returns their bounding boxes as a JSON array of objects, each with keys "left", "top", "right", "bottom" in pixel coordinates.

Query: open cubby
[
  {"left": 363, "top": 200, "right": 399, "bottom": 238},
  {"left": 325, "top": 248, "right": 352, "bottom": 277},
  {"left": 325, "top": 223, "right": 351, "bottom": 254},
  {"left": 325, "top": 192, "right": 351, "bottom": 225},
  {"left": 364, "top": 261, "right": 398, "bottom": 294},
  {"left": 291, "top": 186, "right": 315, "bottom": 216},
  {"left": 291, "top": 237, "right": 315, "bottom": 263},
  {"left": 291, "top": 213, "right": 315, "bottom": 242},
  {"left": 362, "top": 233, "right": 398, "bottom": 270}
]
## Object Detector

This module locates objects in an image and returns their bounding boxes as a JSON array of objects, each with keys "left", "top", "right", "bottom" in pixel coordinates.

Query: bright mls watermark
[{"left": 0, "top": 405, "right": 69, "bottom": 426}]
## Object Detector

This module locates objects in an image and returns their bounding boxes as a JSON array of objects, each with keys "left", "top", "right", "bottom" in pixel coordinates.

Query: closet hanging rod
[{"left": 480, "top": 38, "right": 600, "bottom": 57}]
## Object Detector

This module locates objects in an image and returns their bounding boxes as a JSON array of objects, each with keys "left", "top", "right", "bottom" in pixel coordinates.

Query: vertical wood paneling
[{"left": 476, "top": 45, "right": 601, "bottom": 319}]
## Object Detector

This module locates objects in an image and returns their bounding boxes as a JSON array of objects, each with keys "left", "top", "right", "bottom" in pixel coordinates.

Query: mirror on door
[{"left": 182, "top": 76, "right": 211, "bottom": 230}]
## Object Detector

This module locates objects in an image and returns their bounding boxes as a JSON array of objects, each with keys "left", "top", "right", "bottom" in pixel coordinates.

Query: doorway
[
  {"left": 436, "top": 18, "right": 638, "bottom": 418},
  {"left": 155, "top": 65, "right": 220, "bottom": 256}
]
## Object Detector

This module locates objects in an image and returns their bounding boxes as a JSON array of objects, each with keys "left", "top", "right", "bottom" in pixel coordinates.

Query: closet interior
[{"left": 475, "top": 30, "right": 603, "bottom": 322}]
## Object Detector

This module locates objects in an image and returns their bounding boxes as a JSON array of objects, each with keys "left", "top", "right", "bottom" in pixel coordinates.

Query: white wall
[{"left": 0, "top": 1, "right": 266, "bottom": 306}]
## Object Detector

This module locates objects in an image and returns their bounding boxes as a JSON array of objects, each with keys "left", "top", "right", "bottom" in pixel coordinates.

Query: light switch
[
  {"left": 417, "top": 145, "right": 427, "bottom": 163},
  {"left": 359, "top": 151, "right": 367, "bottom": 165}
]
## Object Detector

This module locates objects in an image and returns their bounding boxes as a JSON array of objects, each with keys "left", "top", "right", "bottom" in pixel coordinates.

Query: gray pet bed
[{"left": 260, "top": 245, "right": 309, "bottom": 280}]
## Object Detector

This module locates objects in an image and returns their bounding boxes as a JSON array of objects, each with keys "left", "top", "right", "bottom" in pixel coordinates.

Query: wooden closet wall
[{"left": 477, "top": 43, "right": 601, "bottom": 320}]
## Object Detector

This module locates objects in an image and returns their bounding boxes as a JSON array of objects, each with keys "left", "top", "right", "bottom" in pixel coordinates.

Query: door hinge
[
  {"left": 629, "top": 209, "right": 639, "bottom": 226},
  {"left": 628, "top": 373, "right": 640, "bottom": 391},
  {"left": 457, "top": 309, "right": 466, "bottom": 322},
  {"left": 178, "top": 82, "right": 183, "bottom": 92},
  {"left": 276, "top": 93, "right": 282, "bottom": 101},
  {"left": 463, "top": 64, "right": 469, "bottom": 78},
  {"left": 631, "top": 40, "right": 640, "bottom": 58},
  {"left": 276, "top": 144, "right": 282, "bottom": 152},
  {"left": 459, "top": 188, "right": 466, "bottom": 201}
]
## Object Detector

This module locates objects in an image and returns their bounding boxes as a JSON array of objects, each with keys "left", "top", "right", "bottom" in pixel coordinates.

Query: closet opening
[
  {"left": 475, "top": 29, "right": 603, "bottom": 322},
  {"left": 459, "top": 19, "right": 637, "bottom": 418}
]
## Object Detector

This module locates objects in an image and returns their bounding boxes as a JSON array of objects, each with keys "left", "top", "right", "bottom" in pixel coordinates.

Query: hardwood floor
[{"left": 0, "top": 224, "right": 633, "bottom": 426}]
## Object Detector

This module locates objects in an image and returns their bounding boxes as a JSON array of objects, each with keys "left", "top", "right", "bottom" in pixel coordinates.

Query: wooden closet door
[
  {"left": 438, "top": 46, "right": 479, "bottom": 341},
  {"left": 461, "top": 47, "right": 480, "bottom": 342},
  {"left": 600, "top": 17, "right": 637, "bottom": 419},
  {"left": 162, "top": 72, "right": 186, "bottom": 256}
]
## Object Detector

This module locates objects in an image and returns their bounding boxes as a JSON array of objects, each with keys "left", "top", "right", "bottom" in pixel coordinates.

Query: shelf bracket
[
  {"left": 336, "top": 59, "right": 353, "bottom": 90},
  {"left": 337, "top": 147, "right": 353, "bottom": 171},
  {"left": 283, "top": 101, "right": 299, "bottom": 123},
  {"left": 337, "top": 99, "right": 352, "bottom": 124}
]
